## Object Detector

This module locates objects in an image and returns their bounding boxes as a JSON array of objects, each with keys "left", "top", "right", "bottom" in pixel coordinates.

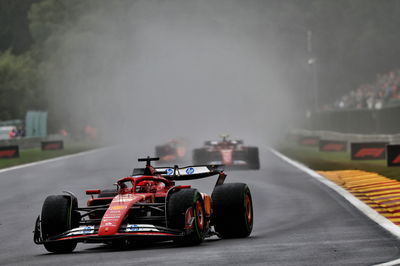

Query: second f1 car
[
  {"left": 33, "top": 157, "right": 253, "bottom": 253},
  {"left": 193, "top": 135, "right": 260, "bottom": 170}
]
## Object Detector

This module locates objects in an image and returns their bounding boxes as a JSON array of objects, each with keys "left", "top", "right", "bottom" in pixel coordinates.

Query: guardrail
[
  {"left": 307, "top": 105, "right": 400, "bottom": 134},
  {"left": 291, "top": 128, "right": 400, "bottom": 144},
  {"left": 0, "top": 135, "right": 67, "bottom": 149}
]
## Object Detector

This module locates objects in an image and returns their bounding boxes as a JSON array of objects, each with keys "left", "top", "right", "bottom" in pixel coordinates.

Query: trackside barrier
[
  {"left": 41, "top": 140, "right": 64, "bottom": 151},
  {"left": 298, "top": 136, "right": 320, "bottom": 147},
  {"left": 0, "top": 145, "right": 19, "bottom": 159},
  {"left": 318, "top": 170, "right": 400, "bottom": 225},
  {"left": 291, "top": 129, "right": 400, "bottom": 143}
]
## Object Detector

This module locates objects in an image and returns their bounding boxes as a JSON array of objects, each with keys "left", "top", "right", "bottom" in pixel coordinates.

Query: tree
[{"left": 0, "top": 50, "right": 42, "bottom": 120}]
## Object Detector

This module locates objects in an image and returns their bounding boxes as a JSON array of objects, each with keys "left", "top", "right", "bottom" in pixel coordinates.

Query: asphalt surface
[{"left": 0, "top": 146, "right": 399, "bottom": 265}]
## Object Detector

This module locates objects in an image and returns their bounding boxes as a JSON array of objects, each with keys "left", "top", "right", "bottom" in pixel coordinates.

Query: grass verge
[
  {"left": 278, "top": 143, "right": 400, "bottom": 181},
  {"left": 0, "top": 141, "right": 100, "bottom": 170}
]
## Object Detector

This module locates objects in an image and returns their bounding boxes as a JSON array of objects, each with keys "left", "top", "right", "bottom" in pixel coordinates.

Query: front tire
[
  {"left": 167, "top": 188, "right": 206, "bottom": 245},
  {"left": 212, "top": 183, "right": 253, "bottom": 238},
  {"left": 41, "top": 195, "right": 78, "bottom": 253}
]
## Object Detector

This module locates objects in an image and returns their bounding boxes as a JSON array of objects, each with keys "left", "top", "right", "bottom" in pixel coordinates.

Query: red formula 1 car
[
  {"left": 33, "top": 157, "right": 253, "bottom": 253},
  {"left": 193, "top": 135, "right": 260, "bottom": 170},
  {"left": 155, "top": 139, "right": 187, "bottom": 163}
]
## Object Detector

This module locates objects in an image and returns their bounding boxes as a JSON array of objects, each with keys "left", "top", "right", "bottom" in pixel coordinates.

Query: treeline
[
  {"left": 0, "top": 0, "right": 125, "bottom": 132},
  {"left": 1, "top": 0, "right": 400, "bottom": 131}
]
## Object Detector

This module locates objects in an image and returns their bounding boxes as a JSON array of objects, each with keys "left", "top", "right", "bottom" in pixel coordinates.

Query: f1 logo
[
  {"left": 387, "top": 145, "right": 400, "bottom": 166},
  {"left": 392, "top": 155, "right": 400, "bottom": 164},
  {"left": 355, "top": 148, "right": 385, "bottom": 158},
  {"left": 0, "top": 150, "right": 17, "bottom": 157},
  {"left": 0, "top": 146, "right": 19, "bottom": 158}
]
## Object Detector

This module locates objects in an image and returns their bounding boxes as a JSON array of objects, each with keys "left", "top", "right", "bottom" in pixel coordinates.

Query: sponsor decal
[
  {"left": 125, "top": 224, "right": 159, "bottom": 232},
  {"left": 127, "top": 224, "right": 139, "bottom": 232},
  {"left": 115, "top": 198, "right": 134, "bottom": 203},
  {"left": 82, "top": 226, "right": 95, "bottom": 234},
  {"left": 351, "top": 142, "right": 388, "bottom": 160},
  {"left": 166, "top": 168, "right": 174, "bottom": 175},
  {"left": 387, "top": 145, "right": 400, "bottom": 166},
  {"left": 110, "top": 205, "right": 126, "bottom": 210},
  {"left": 186, "top": 167, "right": 195, "bottom": 175},
  {"left": 0, "top": 146, "right": 19, "bottom": 159},
  {"left": 319, "top": 140, "right": 347, "bottom": 152},
  {"left": 233, "top": 160, "right": 247, "bottom": 165},
  {"left": 298, "top": 136, "right": 320, "bottom": 146},
  {"left": 41, "top": 140, "right": 63, "bottom": 151},
  {"left": 68, "top": 226, "right": 94, "bottom": 236},
  {"left": 185, "top": 207, "right": 194, "bottom": 229},
  {"left": 103, "top": 217, "right": 119, "bottom": 220}
]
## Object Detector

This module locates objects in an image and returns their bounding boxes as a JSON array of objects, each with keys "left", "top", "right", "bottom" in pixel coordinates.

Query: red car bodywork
[
  {"left": 34, "top": 161, "right": 221, "bottom": 244},
  {"left": 34, "top": 157, "right": 253, "bottom": 254}
]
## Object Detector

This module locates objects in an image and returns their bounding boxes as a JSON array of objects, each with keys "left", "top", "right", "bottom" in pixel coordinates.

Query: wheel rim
[
  {"left": 195, "top": 201, "right": 204, "bottom": 230},
  {"left": 245, "top": 194, "right": 253, "bottom": 225}
]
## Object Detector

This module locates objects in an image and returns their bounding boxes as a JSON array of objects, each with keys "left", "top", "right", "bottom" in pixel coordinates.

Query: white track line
[
  {"left": 270, "top": 148, "right": 400, "bottom": 266},
  {"left": 270, "top": 148, "right": 400, "bottom": 237},
  {"left": 0, "top": 147, "right": 108, "bottom": 174},
  {"left": 374, "top": 258, "right": 400, "bottom": 266}
]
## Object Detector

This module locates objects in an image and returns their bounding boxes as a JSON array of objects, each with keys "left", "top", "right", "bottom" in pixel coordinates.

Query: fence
[{"left": 308, "top": 105, "right": 400, "bottom": 134}]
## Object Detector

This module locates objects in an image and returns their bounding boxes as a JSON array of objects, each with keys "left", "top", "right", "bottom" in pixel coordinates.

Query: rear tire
[
  {"left": 155, "top": 145, "right": 166, "bottom": 158},
  {"left": 41, "top": 195, "right": 78, "bottom": 253},
  {"left": 167, "top": 188, "right": 205, "bottom": 245},
  {"left": 192, "top": 149, "right": 205, "bottom": 164},
  {"left": 247, "top": 147, "right": 260, "bottom": 169},
  {"left": 212, "top": 183, "right": 253, "bottom": 238}
]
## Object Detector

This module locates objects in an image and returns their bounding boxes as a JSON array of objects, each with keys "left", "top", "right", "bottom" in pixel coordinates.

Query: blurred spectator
[
  {"left": 331, "top": 69, "right": 400, "bottom": 110},
  {"left": 16, "top": 126, "right": 25, "bottom": 137},
  {"left": 8, "top": 128, "right": 16, "bottom": 138},
  {"left": 59, "top": 129, "right": 69, "bottom": 137}
]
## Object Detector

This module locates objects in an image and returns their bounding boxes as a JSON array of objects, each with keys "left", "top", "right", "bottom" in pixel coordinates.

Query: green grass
[
  {"left": 0, "top": 142, "right": 100, "bottom": 169},
  {"left": 278, "top": 143, "right": 400, "bottom": 181}
]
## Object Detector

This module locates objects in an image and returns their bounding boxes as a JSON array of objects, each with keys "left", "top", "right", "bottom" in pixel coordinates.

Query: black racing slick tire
[
  {"left": 247, "top": 147, "right": 260, "bottom": 170},
  {"left": 192, "top": 149, "right": 205, "bottom": 165},
  {"left": 167, "top": 188, "right": 206, "bottom": 245},
  {"left": 212, "top": 183, "right": 253, "bottom": 238},
  {"left": 155, "top": 145, "right": 166, "bottom": 158},
  {"left": 41, "top": 195, "right": 78, "bottom": 253}
]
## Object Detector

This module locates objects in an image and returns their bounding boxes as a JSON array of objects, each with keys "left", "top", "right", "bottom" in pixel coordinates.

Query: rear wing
[{"left": 155, "top": 165, "right": 225, "bottom": 182}]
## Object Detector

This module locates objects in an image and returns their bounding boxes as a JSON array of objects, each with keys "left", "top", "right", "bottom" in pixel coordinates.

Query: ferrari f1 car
[
  {"left": 155, "top": 139, "right": 187, "bottom": 163},
  {"left": 33, "top": 157, "right": 253, "bottom": 253},
  {"left": 193, "top": 135, "right": 260, "bottom": 170}
]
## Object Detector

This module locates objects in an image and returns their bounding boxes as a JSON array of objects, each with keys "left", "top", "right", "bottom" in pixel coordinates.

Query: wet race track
[{"left": 0, "top": 146, "right": 399, "bottom": 265}]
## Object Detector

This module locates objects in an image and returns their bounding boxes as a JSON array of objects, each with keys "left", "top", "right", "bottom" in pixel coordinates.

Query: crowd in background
[{"left": 326, "top": 69, "right": 400, "bottom": 110}]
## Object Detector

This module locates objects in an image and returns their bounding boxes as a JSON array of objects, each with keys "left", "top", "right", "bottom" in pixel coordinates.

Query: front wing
[{"left": 34, "top": 221, "right": 185, "bottom": 244}]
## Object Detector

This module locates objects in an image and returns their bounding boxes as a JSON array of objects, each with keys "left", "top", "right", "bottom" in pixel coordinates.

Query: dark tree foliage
[{"left": 0, "top": 0, "right": 37, "bottom": 54}]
